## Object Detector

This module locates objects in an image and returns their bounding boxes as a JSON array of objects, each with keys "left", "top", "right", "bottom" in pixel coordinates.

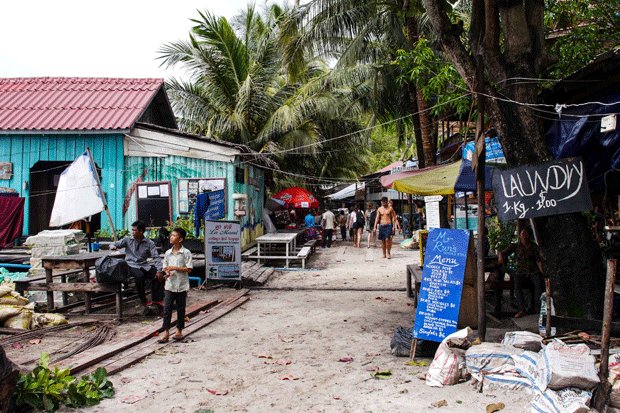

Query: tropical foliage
[{"left": 159, "top": 4, "right": 369, "bottom": 188}]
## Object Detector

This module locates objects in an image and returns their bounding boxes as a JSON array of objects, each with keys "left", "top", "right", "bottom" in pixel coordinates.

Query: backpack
[{"left": 356, "top": 211, "right": 365, "bottom": 228}]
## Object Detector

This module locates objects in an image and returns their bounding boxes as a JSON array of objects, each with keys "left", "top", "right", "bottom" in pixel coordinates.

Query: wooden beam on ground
[
  {"left": 53, "top": 298, "right": 222, "bottom": 372},
  {"left": 77, "top": 290, "right": 250, "bottom": 376}
]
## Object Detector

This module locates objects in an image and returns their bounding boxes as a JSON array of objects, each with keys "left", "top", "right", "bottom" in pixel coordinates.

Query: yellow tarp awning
[{"left": 392, "top": 160, "right": 461, "bottom": 195}]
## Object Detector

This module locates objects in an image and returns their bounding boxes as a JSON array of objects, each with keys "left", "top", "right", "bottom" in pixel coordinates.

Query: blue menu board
[
  {"left": 205, "top": 189, "right": 226, "bottom": 220},
  {"left": 413, "top": 228, "right": 470, "bottom": 342}
]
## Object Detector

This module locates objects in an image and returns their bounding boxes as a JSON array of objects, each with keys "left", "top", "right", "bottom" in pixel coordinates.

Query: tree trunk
[
  {"left": 407, "top": 83, "right": 425, "bottom": 168},
  {"left": 422, "top": 0, "right": 605, "bottom": 317},
  {"left": 417, "top": 89, "right": 437, "bottom": 166},
  {"left": 404, "top": 12, "right": 436, "bottom": 167}
]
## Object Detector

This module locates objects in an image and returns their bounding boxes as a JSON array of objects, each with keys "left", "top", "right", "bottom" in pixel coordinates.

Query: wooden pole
[
  {"left": 474, "top": 59, "right": 486, "bottom": 341},
  {"left": 87, "top": 148, "right": 117, "bottom": 241},
  {"left": 594, "top": 258, "right": 617, "bottom": 412},
  {"left": 545, "top": 277, "right": 552, "bottom": 337}
]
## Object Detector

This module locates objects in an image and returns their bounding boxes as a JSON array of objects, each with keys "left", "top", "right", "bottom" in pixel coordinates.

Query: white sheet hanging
[{"left": 49, "top": 152, "right": 105, "bottom": 227}]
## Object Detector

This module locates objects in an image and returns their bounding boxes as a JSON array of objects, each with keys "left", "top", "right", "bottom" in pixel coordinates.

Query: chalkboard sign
[
  {"left": 492, "top": 158, "right": 592, "bottom": 221},
  {"left": 205, "top": 189, "right": 226, "bottom": 220},
  {"left": 136, "top": 182, "right": 171, "bottom": 228},
  {"left": 413, "top": 228, "right": 470, "bottom": 342}
]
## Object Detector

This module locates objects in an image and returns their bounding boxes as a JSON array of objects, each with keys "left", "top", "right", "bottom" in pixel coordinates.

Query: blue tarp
[
  {"left": 545, "top": 91, "right": 620, "bottom": 191},
  {"left": 454, "top": 159, "right": 496, "bottom": 192}
]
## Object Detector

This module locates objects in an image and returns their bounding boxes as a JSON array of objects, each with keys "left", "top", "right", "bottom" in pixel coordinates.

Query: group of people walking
[{"left": 305, "top": 197, "right": 401, "bottom": 259}]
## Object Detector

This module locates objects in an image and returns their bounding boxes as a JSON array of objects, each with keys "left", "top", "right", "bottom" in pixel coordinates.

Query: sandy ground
[{"left": 74, "top": 236, "right": 531, "bottom": 413}]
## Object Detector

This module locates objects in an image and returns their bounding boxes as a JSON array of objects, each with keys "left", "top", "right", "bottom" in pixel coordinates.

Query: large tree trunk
[
  {"left": 423, "top": 0, "right": 605, "bottom": 317},
  {"left": 404, "top": 11, "right": 437, "bottom": 166},
  {"left": 406, "top": 83, "right": 426, "bottom": 168}
]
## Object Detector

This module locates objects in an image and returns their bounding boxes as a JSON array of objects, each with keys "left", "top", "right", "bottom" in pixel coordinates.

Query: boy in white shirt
[{"left": 158, "top": 228, "right": 193, "bottom": 342}]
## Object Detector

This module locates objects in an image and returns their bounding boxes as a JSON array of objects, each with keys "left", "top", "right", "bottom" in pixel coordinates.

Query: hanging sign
[
  {"left": 424, "top": 196, "right": 442, "bottom": 229},
  {"left": 413, "top": 228, "right": 470, "bottom": 342},
  {"left": 492, "top": 157, "right": 592, "bottom": 221},
  {"left": 205, "top": 220, "right": 241, "bottom": 281},
  {"left": 205, "top": 189, "right": 226, "bottom": 220}
]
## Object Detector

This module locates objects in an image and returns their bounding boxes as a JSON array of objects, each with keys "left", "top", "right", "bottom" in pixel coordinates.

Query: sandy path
[{"left": 83, "top": 239, "right": 530, "bottom": 413}]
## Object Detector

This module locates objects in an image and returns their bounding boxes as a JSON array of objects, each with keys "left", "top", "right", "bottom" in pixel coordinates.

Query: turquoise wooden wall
[
  {"left": 0, "top": 133, "right": 125, "bottom": 234},
  {"left": 0, "top": 133, "right": 265, "bottom": 247},
  {"left": 123, "top": 156, "right": 265, "bottom": 248}
]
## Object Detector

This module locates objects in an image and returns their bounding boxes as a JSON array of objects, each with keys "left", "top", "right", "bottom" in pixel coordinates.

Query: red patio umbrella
[{"left": 271, "top": 186, "right": 320, "bottom": 209}]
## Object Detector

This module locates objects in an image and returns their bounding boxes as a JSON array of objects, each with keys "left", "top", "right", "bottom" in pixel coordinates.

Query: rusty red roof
[{"left": 0, "top": 77, "right": 165, "bottom": 132}]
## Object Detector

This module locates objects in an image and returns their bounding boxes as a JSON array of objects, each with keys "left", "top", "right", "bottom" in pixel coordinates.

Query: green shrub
[{"left": 13, "top": 353, "right": 114, "bottom": 412}]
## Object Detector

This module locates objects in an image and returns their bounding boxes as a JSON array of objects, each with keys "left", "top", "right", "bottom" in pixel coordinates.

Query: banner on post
[{"left": 205, "top": 220, "right": 241, "bottom": 281}]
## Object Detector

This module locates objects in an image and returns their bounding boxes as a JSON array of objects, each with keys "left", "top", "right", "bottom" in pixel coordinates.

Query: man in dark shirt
[
  {"left": 499, "top": 226, "right": 544, "bottom": 318},
  {"left": 111, "top": 221, "right": 164, "bottom": 307}
]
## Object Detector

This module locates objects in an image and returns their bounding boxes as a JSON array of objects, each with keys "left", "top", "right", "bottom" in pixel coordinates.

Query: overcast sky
[{"left": 0, "top": 0, "right": 271, "bottom": 80}]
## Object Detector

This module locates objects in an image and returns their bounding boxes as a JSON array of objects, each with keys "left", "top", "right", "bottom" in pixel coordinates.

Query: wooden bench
[
  {"left": 406, "top": 264, "right": 423, "bottom": 306},
  {"left": 297, "top": 247, "right": 312, "bottom": 269},
  {"left": 304, "top": 239, "right": 318, "bottom": 254},
  {"left": 242, "top": 247, "right": 258, "bottom": 259}
]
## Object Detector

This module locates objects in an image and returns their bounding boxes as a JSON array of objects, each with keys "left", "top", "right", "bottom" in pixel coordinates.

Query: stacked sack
[
  {"left": 0, "top": 286, "right": 67, "bottom": 330},
  {"left": 24, "top": 230, "right": 84, "bottom": 276}
]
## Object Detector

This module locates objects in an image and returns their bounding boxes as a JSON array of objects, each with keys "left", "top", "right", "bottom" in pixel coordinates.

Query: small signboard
[
  {"left": 178, "top": 178, "right": 226, "bottom": 214},
  {"left": 205, "top": 220, "right": 241, "bottom": 281},
  {"left": 492, "top": 158, "right": 592, "bottom": 221},
  {"left": 205, "top": 189, "right": 226, "bottom": 220},
  {"left": 424, "top": 196, "right": 442, "bottom": 229},
  {"left": 413, "top": 228, "right": 470, "bottom": 342}
]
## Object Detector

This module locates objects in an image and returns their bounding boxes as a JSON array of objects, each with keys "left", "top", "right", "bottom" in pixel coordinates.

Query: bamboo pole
[
  {"left": 594, "top": 259, "right": 617, "bottom": 411},
  {"left": 474, "top": 60, "right": 486, "bottom": 341}
]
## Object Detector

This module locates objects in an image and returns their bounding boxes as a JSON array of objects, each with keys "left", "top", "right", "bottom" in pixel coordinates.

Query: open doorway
[{"left": 29, "top": 161, "right": 101, "bottom": 235}]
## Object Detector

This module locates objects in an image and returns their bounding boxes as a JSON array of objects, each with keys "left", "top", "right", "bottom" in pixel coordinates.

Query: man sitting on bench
[{"left": 111, "top": 221, "right": 164, "bottom": 308}]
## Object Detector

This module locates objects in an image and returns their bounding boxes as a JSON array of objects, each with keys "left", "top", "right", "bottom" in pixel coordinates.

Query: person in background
[
  {"left": 339, "top": 210, "right": 347, "bottom": 241},
  {"left": 374, "top": 197, "right": 398, "bottom": 259},
  {"left": 321, "top": 208, "right": 336, "bottom": 248},
  {"left": 305, "top": 210, "right": 315, "bottom": 228},
  {"left": 348, "top": 207, "right": 357, "bottom": 243},
  {"left": 365, "top": 202, "right": 377, "bottom": 248},
  {"left": 157, "top": 228, "right": 193, "bottom": 343},
  {"left": 498, "top": 227, "right": 544, "bottom": 318},
  {"left": 111, "top": 221, "right": 164, "bottom": 309},
  {"left": 353, "top": 204, "right": 365, "bottom": 248},
  {"left": 388, "top": 200, "right": 402, "bottom": 234}
]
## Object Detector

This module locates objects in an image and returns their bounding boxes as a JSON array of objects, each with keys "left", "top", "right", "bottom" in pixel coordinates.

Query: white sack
[
  {"left": 49, "top": 152, "right": 104, "bottom": 227},
  {"left": 531, "top": 387, "right": 592, "bottom": 413},
  {"left": 503, "top": 331, "right": 544, "bottom": 352},
  {"left": 426, "top": 327, "right": 473, "bottom": 387},
  {"left": 466, "top": 342, "right": 523, "bottom": 381},
  {"left": 538, "top": 341, "right": 599, "bottom": 391}
]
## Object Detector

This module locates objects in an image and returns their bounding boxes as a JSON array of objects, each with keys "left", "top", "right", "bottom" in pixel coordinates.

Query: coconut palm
[
  {"left": 159, "top": 4, "right": 368, "bottom": 186},
  {"left": 299, "top": 0, "right": 455, "bottom": 167}
]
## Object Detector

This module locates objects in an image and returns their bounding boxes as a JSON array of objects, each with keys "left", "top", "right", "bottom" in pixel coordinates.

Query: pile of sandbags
[
  {"left": 465, "top": 332, "right": 599, "bottom": 413},
  {"left": 426, "top": 327, "right": 474, "bottom": 387},
  {"left": 0, "top": 286, "right": 67, "bottom": 330},
  {"left": 24, "top": 230, "right": 84, "bottom": 275}
]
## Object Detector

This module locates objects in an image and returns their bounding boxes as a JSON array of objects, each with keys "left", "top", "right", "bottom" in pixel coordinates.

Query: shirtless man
[{"left": 373, "top": 197, "right": 397, "bottom": 259}]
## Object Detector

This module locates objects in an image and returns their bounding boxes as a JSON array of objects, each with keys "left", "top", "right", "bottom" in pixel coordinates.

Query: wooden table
[
  {"left": 40, "top": 252, "right": 123, "bottom": 318},
  {"left": 255, "top": 231, "right": 303, "bottom": 268}
]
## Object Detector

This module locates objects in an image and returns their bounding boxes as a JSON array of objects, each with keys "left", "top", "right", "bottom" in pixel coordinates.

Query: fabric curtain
[{"left": 0, "top": 197, "right": 24, "bottom": 249}]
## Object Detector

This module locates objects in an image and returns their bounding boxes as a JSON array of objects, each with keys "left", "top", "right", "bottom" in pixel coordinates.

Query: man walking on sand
[
  {"left": 374, "top": 197, "right": 397, "bottom": 259},
  {"left": 321, "top": 208, "right": 336, "bottom": 248}
]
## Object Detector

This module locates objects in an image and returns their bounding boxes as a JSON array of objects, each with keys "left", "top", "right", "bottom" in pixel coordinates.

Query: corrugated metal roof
[{"left": 0, "top": 77, "right": 164, "bottom": 132}]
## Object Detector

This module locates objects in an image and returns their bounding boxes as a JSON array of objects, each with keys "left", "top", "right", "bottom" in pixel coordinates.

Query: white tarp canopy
[
  {"left": 49, "top": 152, "right": 105, "bottom": 227},
  {"left": 326, "top": 182, "right": 365, "bottom": 200}
]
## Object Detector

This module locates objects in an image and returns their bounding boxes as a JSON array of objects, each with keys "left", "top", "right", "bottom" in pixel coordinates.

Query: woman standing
[{"left": 365, "top": 202, "right": 377, "bottom": 248}]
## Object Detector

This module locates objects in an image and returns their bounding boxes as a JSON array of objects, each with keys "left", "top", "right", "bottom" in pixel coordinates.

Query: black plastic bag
[
  {"left": 390, "top": 327, "right": 440, "bottom": 358},
  {"left": 95, "top": 256, "right": 129, "bottom": 283}
]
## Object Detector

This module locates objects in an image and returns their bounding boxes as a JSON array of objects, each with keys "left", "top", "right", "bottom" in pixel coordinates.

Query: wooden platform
[{"left": 241, "top": 261, "right": 275, "bottom": 286}]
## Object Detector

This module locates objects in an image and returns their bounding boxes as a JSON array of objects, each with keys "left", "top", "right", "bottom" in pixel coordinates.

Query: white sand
[{"left": 84, "top": 239, "right": 531, "bottom": 413}]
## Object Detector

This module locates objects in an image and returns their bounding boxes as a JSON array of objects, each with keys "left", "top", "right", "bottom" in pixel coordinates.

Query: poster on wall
[
  {"left": 205, "top": 220, "right": 241, "bottom": 281},
  {"left": 178, "top": 178, "right": 226, "bottom": 214}
]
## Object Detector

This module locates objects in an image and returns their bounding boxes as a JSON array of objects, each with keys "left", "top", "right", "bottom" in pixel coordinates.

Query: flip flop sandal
[
  {"left": 157, "top": 337, "right": 169, "bottom": 344},
  {"left": 172, "top": 335, "right": 184, "bottom": 341}
]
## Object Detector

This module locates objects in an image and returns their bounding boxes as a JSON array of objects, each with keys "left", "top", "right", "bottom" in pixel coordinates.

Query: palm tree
[
  {"left": 159, "top": 4, "right": 368, "bottom": 187},
  {"left": 299, "top": 0, "right": 449, "bottom": 167}
]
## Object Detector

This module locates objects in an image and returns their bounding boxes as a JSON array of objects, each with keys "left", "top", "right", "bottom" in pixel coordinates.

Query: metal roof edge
[{"left": 0, "top": 129, "right": 129, "bottom": 135}]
